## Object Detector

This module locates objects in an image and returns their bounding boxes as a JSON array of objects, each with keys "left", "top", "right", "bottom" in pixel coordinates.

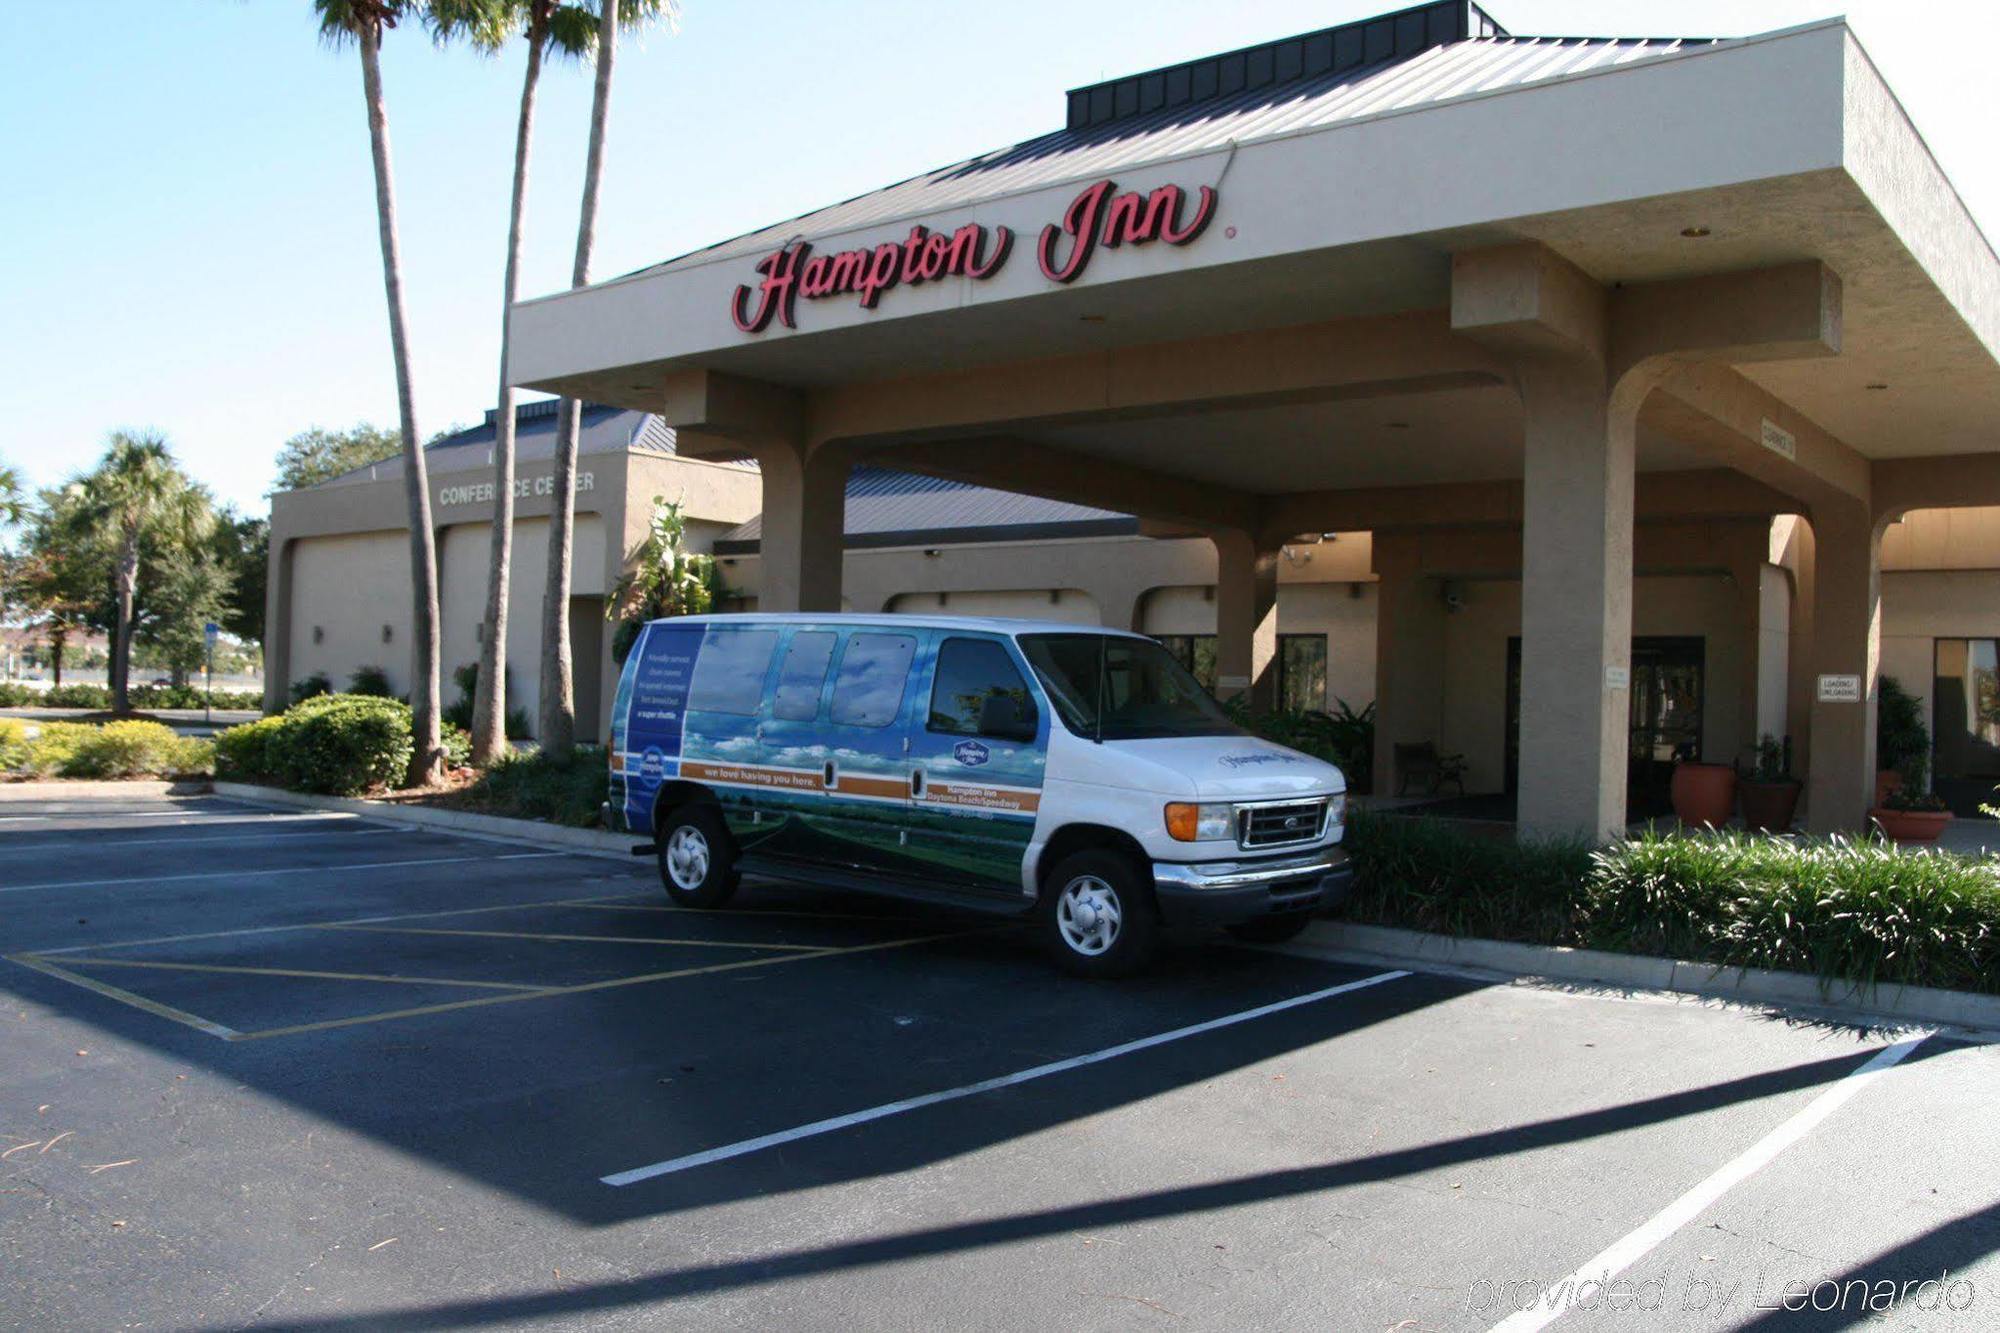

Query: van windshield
[{"left": 1019, "top": 634, "right": 1241, "bottom": 741}]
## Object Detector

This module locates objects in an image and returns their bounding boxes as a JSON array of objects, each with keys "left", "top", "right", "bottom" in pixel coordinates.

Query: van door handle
[
  {"left": 822, "top": 759, "right": 837, "bottom": 790},
  {"left": 909, "top": 768, "right": 925, "bottom": 799}
]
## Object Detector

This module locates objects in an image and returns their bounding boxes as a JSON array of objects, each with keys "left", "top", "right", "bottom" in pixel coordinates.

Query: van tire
[
  {"left": 655, "top": 804, "right": 739, "bottom": 909},
  {"left": 1041, "top": 849, "right": 1159, "bottom": 978},
  {"left": 1225, "top": 914, "right": 1314, "bottom": 945}
]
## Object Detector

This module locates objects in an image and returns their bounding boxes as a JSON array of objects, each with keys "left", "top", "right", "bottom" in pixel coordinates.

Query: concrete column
[
  {"left": 1211, "top": 529, "right": 1278, "bottom": 712},
  {"left": 1803, "top": 504, "right": 1881, "bottom": 833},
  {"left": 753, "top": 442, "right": 849, "bottom": 613},
  {"left": 1515, "top": 357, "right": 1636, "bottom": 842},
  {"left": 1370, "top": 541, "right": 1446, "bottom": 796}
]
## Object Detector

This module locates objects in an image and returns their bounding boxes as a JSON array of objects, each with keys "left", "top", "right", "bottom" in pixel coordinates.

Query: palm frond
[{"left": 426, "top": 0, "right": 520, "bottom": 54}]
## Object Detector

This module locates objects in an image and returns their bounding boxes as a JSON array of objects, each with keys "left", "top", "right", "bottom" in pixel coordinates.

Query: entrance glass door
[
  {"left": 1933, "top": 638, "right": 2000, "bottom": 817},
  {"left": 1506, "top": 636, "right": 1705, "bottom": 815}
]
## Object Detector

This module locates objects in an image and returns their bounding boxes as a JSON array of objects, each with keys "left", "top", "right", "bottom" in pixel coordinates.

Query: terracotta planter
[
  {"left": 1670, "top": 761, "right": 1737, "bottom": 828},
  {"left": 1874, "top": 769, "right": 1902, "bottom": 808},
  {"left": 1738, "top": 780, "right": 1801, "bottom": 834},
  {"left": 1870, "top": 807, "right": 1954, "bottom": 842}
]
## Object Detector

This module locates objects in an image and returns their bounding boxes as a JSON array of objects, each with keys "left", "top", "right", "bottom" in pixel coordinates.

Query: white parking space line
[
  {"left": 1487, "top": 1032, "right": 1932, "bottom": 1333},
  {"left": 0, "top": 851, "right": 567, "bottom": 895},
  {"left": 601, "top": 968, "right": 1411, "bottom": 1187},
  {"left": 2, "top": 826, "right": 421, "bottom": 853}
]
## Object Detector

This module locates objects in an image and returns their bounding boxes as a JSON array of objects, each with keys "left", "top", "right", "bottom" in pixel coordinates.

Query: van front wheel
[
  {"left": 1042, "top": 849, "right": 1158, "bottom": 978},
  {"left": 656, "top": 805, "right": 739, "bottom": 908}
]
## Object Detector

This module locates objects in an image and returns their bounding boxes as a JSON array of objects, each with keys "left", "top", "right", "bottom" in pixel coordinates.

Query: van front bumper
[{"left": 1151, "top": 846, "right": 1351, "bottom": 927}]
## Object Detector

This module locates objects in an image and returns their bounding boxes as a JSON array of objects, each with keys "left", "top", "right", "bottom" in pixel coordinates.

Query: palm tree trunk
[
  {"left": 473, "top": 33, "right": 546, "bottom": 767},
  {"left": 50, "top": 631, "right": 65, "bottom": 688},
  {"left": 112, "top": 532, "right": 139, "bottom": 715},
  {"left": 359, "top": 19, "right": 444, "bottom": 786},
  {"left": 539, "top": 0, "right": 619, "bottom": 757}
]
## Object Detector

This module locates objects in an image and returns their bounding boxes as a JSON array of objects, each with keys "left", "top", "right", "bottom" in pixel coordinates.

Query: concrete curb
[
  {"left": 1295, "top": 920, "right": 2000, "bottom": 1034},
  {"left": 210, "top": 782, "right": 639, "bottom": 862},
  {"left": 0, "top": 779, "right": 212, "bottom": 800}
]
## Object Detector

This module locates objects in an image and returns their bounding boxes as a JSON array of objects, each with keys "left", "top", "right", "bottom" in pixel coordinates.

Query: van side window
[
  {"left": 928, "top": 638, "right": 1037, "bottom": 739},
  {"left": 829, "top": 633, "right": 917, "bottom": 727},
  {"left": 687, "top": 629, "right": 779, "bottom": 715},
  {"left": 772, "top": 631, "right": 836, "bottom": 721}
]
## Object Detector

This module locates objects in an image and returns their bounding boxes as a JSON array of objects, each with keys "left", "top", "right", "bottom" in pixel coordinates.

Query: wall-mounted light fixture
[
  {"left": 382, "top": 624, "right": 394, "bottom": 644},
  {"left": 312, "top": 626, "right": 324, "bottom": 645}
]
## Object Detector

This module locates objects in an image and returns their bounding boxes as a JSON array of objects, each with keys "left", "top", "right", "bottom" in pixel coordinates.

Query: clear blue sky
[{"left": 2, "top": 0, "right": 1995, "bottom": 517}]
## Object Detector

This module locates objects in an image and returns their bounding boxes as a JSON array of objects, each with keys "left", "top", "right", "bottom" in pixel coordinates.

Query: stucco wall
[
  {"left": 437, "top": 516, "right": 605, "bottom": 732},
  {"left": 287, "top": 531, "right": 417, "bottom": 697}
]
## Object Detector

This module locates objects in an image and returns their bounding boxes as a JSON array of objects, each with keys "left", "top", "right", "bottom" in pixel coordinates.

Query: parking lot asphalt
[{"left": 2, "top": 789, "right": 1995, "bottom": 1331}]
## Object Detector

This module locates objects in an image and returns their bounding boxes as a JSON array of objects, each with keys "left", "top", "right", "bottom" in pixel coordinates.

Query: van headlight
[{"left": 1164, "top": 802, "right": 1234, "bottom": 842}]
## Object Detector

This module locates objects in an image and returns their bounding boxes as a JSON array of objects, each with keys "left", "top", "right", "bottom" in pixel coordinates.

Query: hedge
[
  {"left": 0, "top": 718, "right": 29, "bottom": 770},
  {"left": 218, "top": 694, "right": 410, "bottom": 795},
  {"left": 215, "top": 695, "right": 470, "bottom": 795},
  {"left": 15, "top": 720, "right": 214, "bottom": 779},
  {"left": 1343, "top": 812, "right": 2000, "bottom": 996},
  {"left": 0, "top": 682, "right": 264, "bottom": 711}
]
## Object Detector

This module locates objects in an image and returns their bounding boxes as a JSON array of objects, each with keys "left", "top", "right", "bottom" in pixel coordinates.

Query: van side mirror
[{"left": 978, "top": 693, "right": 1036, "bottom": 742}]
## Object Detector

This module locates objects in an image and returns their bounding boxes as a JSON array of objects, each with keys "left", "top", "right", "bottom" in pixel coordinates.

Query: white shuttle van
[{"left": 608, "top": 614, "right": 1351, "bottom": 976}]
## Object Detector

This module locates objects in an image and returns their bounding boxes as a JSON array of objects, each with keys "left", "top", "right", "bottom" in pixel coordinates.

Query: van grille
[{"left": 1238, "top": 799, "right": 1328, "bottom": 850}]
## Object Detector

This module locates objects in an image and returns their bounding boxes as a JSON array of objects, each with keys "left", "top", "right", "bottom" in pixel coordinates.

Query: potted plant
[
  {"left": 1737, "top": 733, "right": 1800, "bottom": 833},
  {"left": 1870, "top": 752, "right": 1954, "bottom": 842},
  {"left": 1670, "top": 740, "right": 1736, "bottom": 828},
  {"left": 1876, "top": 675, "right": 1926, "bottom": 808}
]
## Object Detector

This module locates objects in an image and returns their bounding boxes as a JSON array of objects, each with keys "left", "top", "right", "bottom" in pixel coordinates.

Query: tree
[
  {"left": 315, "top": 0, "right": 445, "bottom": 785},
  {"left": 0, "top": 461, "right": 24, "bottom": 527},
  {"left": 64, "top": 432, "right": 214, "bottom": 713},
  {"left": 540, "top": 0, "right": 679, "bottom": 757},
  {"left": 9, "top": 488, "right": 105, "bottom": 687},
  {"left": 271, "top": 423, "right": 402, "bottom": 492},
  {"left": 435, "top": 0, "right": 601, "bottom": 767},
  {"left": 134, "top": 545, "right": 231, "bottom": 688},
  {"left": 213, "top": 508, "right": 270, "bottom": 649},
  {"left": 607, "top": 495, "right": 715, "bottom": 663}
]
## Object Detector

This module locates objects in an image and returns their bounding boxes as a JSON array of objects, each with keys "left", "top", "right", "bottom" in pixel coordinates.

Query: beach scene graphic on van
[{"left": 613, "top": 620, "right": 1047, "bottom": 891}]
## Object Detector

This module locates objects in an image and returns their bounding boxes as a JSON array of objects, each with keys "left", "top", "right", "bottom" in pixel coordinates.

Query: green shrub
[
  {"left": 441, "top": 721, "right": 472, "bottom": 769},
  {"left": 290, "top": 672, "right": 333, "bottom": 705},
  {"left": 1341, "top": 813, "right": 2000, "bottom": 995},
  {"left": 44, "top": 683, "right": 111, "bottom": 709},
  {"left": 0, "top": 718, "right": 29, "bottom": 769},
  {"left": 214, "top": 715, "right": 289, "bottom": 783},
  {"left": 274, "top": 694, "right": 413, "bottom": 795},
  {"left": 22, "top": 720, "right": 212, "bottom": 779},
  {"left": 0, "top": 682, "right": 35, "bottom": 708},
  {"left": 443, "top": 662, "right": 533, "bottom": 739},
  {"left": 455, "top": 745, "right": 609, "bottom": 827},
  {"left": 348, "top": 665, "right": 394, "bottom": 697}
]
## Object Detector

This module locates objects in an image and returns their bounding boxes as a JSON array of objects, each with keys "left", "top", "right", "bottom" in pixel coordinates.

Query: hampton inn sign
[{"left": 730, "top": 178, "right": 1220, "bottom": 333}]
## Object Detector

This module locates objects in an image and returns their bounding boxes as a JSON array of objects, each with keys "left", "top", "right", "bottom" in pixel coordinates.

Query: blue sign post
[{"left": 203, "top": 621, "right": 221, "bottom": 724}]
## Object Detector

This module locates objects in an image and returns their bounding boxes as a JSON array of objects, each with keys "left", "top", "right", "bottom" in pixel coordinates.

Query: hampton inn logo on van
[{"left": 952, "top": 739, "right": 991, "bottom": 767}]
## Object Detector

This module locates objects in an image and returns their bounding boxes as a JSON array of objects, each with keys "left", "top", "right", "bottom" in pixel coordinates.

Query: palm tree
[
  {"left": 539, "top": 0, "right": 678, "bottom": 756},
  {"left": 315, "top": 0, "right": 446, "bottom": 785},
  {"left": 434, "top": 0, "right": 600, "bottom": 767},
  {"left": 0, "top": 462, "right": 24, "bottom": 526},
  {"left": 66, "top": 433, "right": 213, "bottom": 715}
]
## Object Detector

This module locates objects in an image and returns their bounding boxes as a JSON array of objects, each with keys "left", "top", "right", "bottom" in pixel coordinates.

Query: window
[
  {"left": 928, "top": 638, "right": 1036, "bottom": 738},
  {"left": 772, "top": 631, "right": 836, "bottom": 721},
  {"left": 687, "top": 628, "right": 778, "bottom": 716},
  {"left": 1154, "top": 634, "right": 1219, "bottom": 693},
  {"left": 829, "top": 633, "right": 917, "bottom": 728},
  {"left": 1277, "top": 634, "right": 1328, "bottom": 713},
  {"left": 1020, "top": 634, "right": 1236, "bottom": 740}
]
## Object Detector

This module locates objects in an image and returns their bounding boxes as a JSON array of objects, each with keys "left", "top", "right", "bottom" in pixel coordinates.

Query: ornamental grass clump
[
  {"left": 1342, "top": 811, "right": 1592, "bottom": 944},
  {"left": 1587, "top": 830, "right": 2000, "bottom": 994}
]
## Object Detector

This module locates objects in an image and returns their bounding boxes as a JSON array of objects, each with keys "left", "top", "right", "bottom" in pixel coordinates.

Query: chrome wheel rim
[
  {"left": 664, "top": 826, "right": 710, "bottom": 890},
  {"left": 1057, "top": 875, "right": 1122, "bottom": 956}
]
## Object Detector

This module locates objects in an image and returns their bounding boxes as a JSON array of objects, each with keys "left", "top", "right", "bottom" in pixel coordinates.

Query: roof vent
[{"left": 1064, "top": 1, "right": 1507, "bottom": 132}]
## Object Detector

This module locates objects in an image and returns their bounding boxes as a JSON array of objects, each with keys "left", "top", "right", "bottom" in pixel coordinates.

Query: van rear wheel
[
  {"left": 656, "top": 804, "right": 739, "bottom": 908},
  {"left": 1041, "top": 849, "right": 1158, "bottom": 978}
]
